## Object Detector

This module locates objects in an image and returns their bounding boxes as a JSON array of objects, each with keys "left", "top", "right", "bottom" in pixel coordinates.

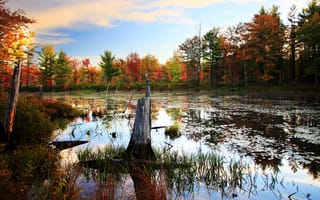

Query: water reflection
[{"left": 52, "top": 91, "right": 320, "bottom": 199}]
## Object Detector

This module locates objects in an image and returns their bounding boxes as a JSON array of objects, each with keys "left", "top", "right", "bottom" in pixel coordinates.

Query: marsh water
[{"left": 52, "top": 91, "right": 320, "bottom": 199}]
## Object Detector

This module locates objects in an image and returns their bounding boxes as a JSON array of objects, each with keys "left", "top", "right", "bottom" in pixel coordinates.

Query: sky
[{"left": 7, "top": 0, "right": 311, "bottom": 65}]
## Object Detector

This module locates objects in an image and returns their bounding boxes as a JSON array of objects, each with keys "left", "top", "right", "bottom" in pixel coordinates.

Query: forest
[
  {"left": 1, "top": 1, "right": 320, "bottom": 199},
  {"left": 1, "top": 0, "right": 320, "bottom": 92}
]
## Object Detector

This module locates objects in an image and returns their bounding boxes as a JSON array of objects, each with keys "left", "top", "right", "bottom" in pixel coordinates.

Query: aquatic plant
[{"left": 164, "top": 123, "right": 181, "bottom": 139}]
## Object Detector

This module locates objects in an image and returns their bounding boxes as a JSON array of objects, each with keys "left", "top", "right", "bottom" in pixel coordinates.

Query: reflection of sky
[{"left": 52, "top": 92, "right": 320, "bottom": 199}]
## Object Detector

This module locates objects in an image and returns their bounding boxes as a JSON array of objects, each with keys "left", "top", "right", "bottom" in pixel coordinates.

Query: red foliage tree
[
  {"left": 71, "top": 59, "right": 81, "bottom": 84},
  {"left": 82, "top": 58, "right": 91, "bottom": 82},
  {"left": 0, "top": 65, "right": 13, "bottom": 89},
  {"left": 126, "top": 52, "right": 141, "bottom": 82},
  {"left": 21, "top": 64, "right": 40, "bottom": 87}
]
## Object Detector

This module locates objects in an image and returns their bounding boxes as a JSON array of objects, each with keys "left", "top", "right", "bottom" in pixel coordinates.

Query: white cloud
[
  {"left": 35, "top": 31, "right": 75, "bottom": 46},
  {"left": 7, "top": 0, "right": 233, "bottom": 32},
  {"left": 7, "top": 0, "right": 311, "bottom": 45}
]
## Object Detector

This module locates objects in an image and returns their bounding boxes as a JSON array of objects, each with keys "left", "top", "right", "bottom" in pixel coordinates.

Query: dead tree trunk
[
  {"left": 3, "top": 60, "right": 22, "bottom": 148},
  {"left": 125, "top": 76, "right": 155, "bottom": 160}
]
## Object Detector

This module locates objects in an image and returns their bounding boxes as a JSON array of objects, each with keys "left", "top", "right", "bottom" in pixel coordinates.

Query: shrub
[
  {"left": 0, "top": 145, "right": 81, "bottom": 200},
  {"left": 0, "top": 89, "right": 81, "bottom": 146}
]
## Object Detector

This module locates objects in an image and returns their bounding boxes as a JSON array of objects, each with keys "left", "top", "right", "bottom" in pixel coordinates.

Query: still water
[{"left": 52, "top": 91, "right": 320, "bottom": 199}]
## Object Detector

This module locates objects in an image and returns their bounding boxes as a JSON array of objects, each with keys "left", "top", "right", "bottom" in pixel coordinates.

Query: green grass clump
[{"left": 164, "top": 123, "right": 181, "bottom": 139}]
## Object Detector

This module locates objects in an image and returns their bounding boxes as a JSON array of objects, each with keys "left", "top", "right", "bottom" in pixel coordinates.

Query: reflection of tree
[
  {"left": 130, "top": 167, "right": 166, "bottom": 200},
  {"left": 290, "top": 138, "right": 320, "bottom": 179},
  {"left": 151, "top": 100, "right": 161, "bottom": 121},
  {"left": 166, "top": 108, "right": 182, "bottom": 122},
  {"left": 187, "top": 109, "right": 202, "bottom": 123},
  {"left": 80, "top": 150, "right": 287, "bottom": 199}
]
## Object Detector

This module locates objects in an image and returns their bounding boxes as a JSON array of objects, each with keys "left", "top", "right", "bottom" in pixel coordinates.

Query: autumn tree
[
  {"left": 222, "top": 23, "right": 250, "bottom": 86},
  {"left": 81, "top": 58, "right": 90, "bottom": 83},
  {"left": 54, "top": 50, "right": 73, "bottom": 88},
  {"left": 38, "top": 45, "right": 56, "bottom": 88},
  {"left": 0, "top": 0, "right": 34, "bottom": 145},
  {"left": 243, "top": 6, "right": 285, "bottom": 83},
  {"left": 0, "top": 0, "right": 34, "bottom": 62},
  {"left": 22, "top": 33, "right": 38, "bottom": 88},
  {"left": 21, "top": 64, "right": 39, "bottom": 87},
  {"left": 99, "top": 50, "right": 119, "bottom": 82},
  {"left": 113, "top": 58, "right": 128, "bottom": 83},
  {"left": 141, "top": 54, "right": 161, "bottom": 81},
  {"left": 70, "top": 59, "right": 80, "bottom": 84},
  {"left": 297, "top": 0, "right": 320, "bottom": 85},
  {"left": 126, "top": 52, "right": 141, "bottom": 82},
  {"left": 179, "top": 36, "right": 202, "bottom": 85}
]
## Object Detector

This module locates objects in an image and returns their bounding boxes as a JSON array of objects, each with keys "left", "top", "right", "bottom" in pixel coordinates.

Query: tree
[
  {"left": 70, "top": 59, "right": 80, "bottom": 84},
  {"left": 21, "top": 63, "right": 39, "bottom": 87},
  {"left": 165, "top": 51, "right": 183, "bottom": 85},
  {"left": 38, "top": 45, "right": 56, "bottom": 88},
  {"left": 179, "top": 36, "right": 202, "bottom": 85},
  {"left": 0, "top": 0, "right": 34, "bottom": 63},
  {"left": 81, "top": 58, "right": 90, "bottom": 83},
  {"left": 22, "top": 34, "right": 37, "bottom": 89},
  {"left": 126, "top": 52, "right": 141, "bottom": 82},
  {"left": 203, "top": 28, "right": 223, "bottom": 86},
  {"left": 141, "top": 54, "right": 161, "bottom": 81},
  {"left": 113, "top": 58, "right": 128, "bottom": 83},
  {"left": 297, "top": 0, "right": 320, "bottom": 85},
  {"left": 223, "top": 24, "right": 246, "bottom": 86},
  {"left": 99, "top": 50, "right": 119, "bottom": 82},
  {"left": 54, "top": 50, "right": 73, "bottom": 88},
  {"left": 243, "top": 6, "right": 285, "bottom": 83},
  {"left": 0, "top": 0, "right": 34, "bottom": 146},
  {"left": 287, "top": 5, "right": 299, "bottom": 82}
]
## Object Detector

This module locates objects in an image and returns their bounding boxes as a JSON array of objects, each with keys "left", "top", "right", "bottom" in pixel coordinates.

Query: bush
[
  {"left": 12, "top": 99, "right": 56, "bottom": 145},
  {"left": 0, "top": 145, "right": 80, "bottom": 200},
  {"left": 0, "top": 89, "right": 81, "bottom": 146}
]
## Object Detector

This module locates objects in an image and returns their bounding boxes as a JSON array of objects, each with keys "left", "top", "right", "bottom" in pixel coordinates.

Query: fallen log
[{"left": 49, "top": 140, "right": 89, "bottom": 150}]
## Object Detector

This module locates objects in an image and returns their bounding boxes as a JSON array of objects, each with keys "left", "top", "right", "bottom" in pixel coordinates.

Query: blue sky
[{"left": 8, "top": 0, "right": 310, "bottom": 65}]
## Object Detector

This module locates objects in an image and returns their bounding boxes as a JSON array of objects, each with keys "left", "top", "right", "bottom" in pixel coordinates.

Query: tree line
[{"left": 1, "top": 0, "right": 319, "bottom": 91}]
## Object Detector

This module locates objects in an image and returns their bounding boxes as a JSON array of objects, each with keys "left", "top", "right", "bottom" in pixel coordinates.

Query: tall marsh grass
[{"left": 77, "top": 145, "right": 251, "bottom": 199}]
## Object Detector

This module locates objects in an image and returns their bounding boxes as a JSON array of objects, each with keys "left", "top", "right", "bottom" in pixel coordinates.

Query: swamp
[{"left": 49, "top": 90, "right": 320, "bottom": 199}]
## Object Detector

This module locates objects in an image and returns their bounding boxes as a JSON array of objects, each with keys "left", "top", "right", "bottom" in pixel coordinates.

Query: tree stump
[{"left": 125, "top": 76, "right": 155, "bottom": 160}]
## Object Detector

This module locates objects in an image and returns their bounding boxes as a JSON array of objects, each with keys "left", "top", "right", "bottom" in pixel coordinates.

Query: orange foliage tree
[
  {"left": 0, "top": 0, "right": 34, "bottom": 145},
  {"left": 141, "top": 54, "right": 162, "bottom": 81},
  {"left": 243, "top": 6, "right": 285, "bottom": 83}
]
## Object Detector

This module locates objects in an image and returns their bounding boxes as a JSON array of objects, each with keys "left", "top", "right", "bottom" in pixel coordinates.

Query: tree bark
[{"left": 3, "top": 60, "right": 22, "bottom": 148}]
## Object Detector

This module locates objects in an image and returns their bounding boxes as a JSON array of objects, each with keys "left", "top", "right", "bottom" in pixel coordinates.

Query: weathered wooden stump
[{"left": 124, "top": 77, "right": 155, "bottom": 160}]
